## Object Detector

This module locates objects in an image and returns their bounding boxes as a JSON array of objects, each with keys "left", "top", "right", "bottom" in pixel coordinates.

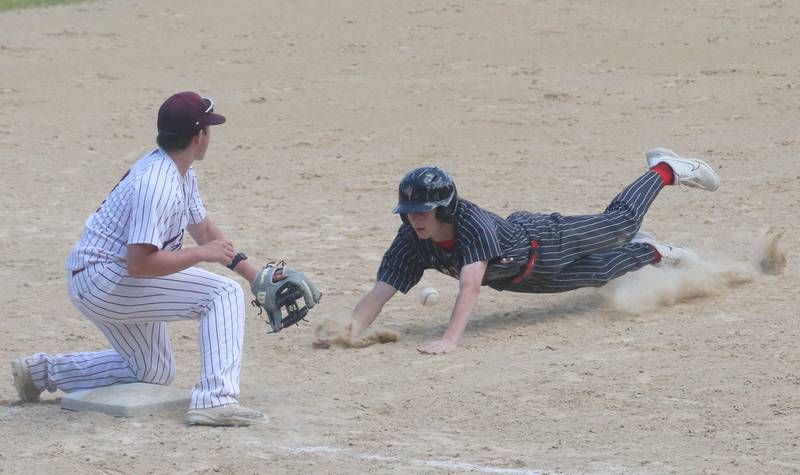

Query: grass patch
[{"left": 0, "top": 0, "right": 92, "bottom": 12}]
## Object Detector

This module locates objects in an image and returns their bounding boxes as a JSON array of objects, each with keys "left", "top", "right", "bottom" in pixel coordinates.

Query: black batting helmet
[{"left": 393, "top": 166, "right": 458, "bottom": 224}]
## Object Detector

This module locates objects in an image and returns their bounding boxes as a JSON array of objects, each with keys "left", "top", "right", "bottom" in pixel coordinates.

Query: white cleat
[
  {"left": 186, "top": 404, "right": 268, "bottom": 427},
  {"left": 646, "top": 147, "right": 720, "bottom": 191},
  {"left": 11, "top": 357, "right": 43, "bottom": 403},
  {"left": 631, "top": 230, "right": 699, "bottom": 267}
]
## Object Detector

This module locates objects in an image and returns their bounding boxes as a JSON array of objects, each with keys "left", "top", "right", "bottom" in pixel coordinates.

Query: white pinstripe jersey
[
  {"left": 67, "top": 149, "right": 207, "bottom": 273},
  {"left": 377, "top": 199, "right": 533, "bottom": 293}
]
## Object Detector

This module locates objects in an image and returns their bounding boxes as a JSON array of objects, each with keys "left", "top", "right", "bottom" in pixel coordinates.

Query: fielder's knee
[
  {"left": 220, "top": 278, "right": 246, "bottom": 313},
  {"left": 215, "top": 275, "right": 244, "bottom": 299},
  {"left": 137, "top": 360, "right": 176, "bottom": 386}
]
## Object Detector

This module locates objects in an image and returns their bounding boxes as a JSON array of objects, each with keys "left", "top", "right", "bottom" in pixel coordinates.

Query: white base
[{"left": 61, "top": 383, "right": 191, "bottom": 417}]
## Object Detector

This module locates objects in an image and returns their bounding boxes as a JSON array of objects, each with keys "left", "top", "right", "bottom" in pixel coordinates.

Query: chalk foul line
[{"left": 278, "top": 444, "right": 543, "bottom": 475}]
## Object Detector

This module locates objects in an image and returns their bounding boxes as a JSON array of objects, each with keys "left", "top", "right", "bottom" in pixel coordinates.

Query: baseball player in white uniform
[{"left": 10, "top": 91, "right": 270, "bottom": 427}]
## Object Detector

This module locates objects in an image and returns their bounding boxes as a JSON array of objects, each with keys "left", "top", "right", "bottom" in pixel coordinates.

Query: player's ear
[{"left": 192, "top": 128, "right": 207, "bottom": 144}]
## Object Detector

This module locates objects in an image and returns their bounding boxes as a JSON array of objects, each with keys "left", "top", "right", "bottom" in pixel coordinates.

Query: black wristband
[{"left": 227, "top": 252, "right": 248, "bottom": 270}]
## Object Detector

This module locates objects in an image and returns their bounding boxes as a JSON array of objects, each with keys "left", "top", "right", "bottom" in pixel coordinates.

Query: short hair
[{"left": 156, "top": 127, "right": 206, "bottom": 152}]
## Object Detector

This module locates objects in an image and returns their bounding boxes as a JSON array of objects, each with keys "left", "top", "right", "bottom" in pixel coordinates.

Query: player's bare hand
[
  {"left": 199, "top": 239, "right": 235, "bottom": 265},
  {"left": 312, "top": 320, "right": 355, "bottom": 349},
  {"left": 312, "top": 334, "right": 349, "bottom": 349},
  {"left": 417, "top": 339, "right": 457, "bottom": 355},
  {"left": 311, "top": 337, "right": 334, "bottom": 349}
]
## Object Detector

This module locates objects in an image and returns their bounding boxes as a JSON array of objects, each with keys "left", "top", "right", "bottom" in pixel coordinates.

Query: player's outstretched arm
[
  {"left": 417, "top": 260, "right": 487, "bottom": 355},
  {"left": 312, "top": 281, "right": 396, "bottom": 348},
  {"left": 351, "top": 281, "right": 397, "bottom": 336}
]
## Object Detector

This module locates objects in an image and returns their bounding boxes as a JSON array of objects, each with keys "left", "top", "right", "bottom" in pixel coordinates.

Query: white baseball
[{"left": 418, "top": 287, "right": 440, "bottom": 307}]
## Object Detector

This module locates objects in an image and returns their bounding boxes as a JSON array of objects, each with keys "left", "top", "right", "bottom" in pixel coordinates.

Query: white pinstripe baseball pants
[{"left": 26, "top": 263, "right": 245, "bottom": 409}]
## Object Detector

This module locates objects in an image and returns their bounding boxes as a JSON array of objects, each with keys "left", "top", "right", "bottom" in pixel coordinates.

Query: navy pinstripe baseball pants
[{"left": 505, "top": 171, "right": 663, "bottom": 293}]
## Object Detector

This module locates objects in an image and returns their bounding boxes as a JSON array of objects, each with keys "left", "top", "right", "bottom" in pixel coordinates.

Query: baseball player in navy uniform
[
  {"left": 316, "top": 149, "right": 720, "bottom": 354},
  {"left": 10, "top": 92, "right": 275, "bottom": 426}
]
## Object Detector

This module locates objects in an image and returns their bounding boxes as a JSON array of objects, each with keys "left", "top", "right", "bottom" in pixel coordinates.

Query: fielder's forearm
[
  {"left": 188, "top": 218, "right": 225, "bottom": 245},
  {"left": 233, "top": 260, "right": 259, "bottom": 284},
  {"left": 189, "top": 219, "right": 256, "bottom": 281},
  {"left": 127, "top": 247, "right": 205, "bottom": 278}
]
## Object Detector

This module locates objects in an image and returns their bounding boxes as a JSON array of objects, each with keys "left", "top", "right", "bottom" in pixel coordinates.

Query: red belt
[{"left": 510, "top": 241, "right": 540, "bottom": 284}]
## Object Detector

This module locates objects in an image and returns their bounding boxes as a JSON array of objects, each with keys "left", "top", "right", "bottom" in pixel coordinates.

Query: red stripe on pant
[{"left": 511, "top": 241, "right": 540, "bottom": 284}]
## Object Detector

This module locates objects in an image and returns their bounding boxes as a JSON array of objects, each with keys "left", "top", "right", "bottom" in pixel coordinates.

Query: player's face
[
  {"left": 406, "top": 210, "right": 441, "bottom": 240},
  {"left": 195, "top": 128, "right": 210, "bottom": 161}
]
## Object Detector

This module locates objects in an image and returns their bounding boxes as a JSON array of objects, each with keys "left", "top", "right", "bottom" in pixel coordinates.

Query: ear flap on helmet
[
  {"left": 434, "top": 186, "right": 458, "bottom": 223},
  {"left": 434, "top": 207, "right": 451, "bottom": 223}
]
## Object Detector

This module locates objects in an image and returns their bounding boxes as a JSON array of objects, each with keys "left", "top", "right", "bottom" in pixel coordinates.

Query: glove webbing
[{"left": 249, "top": 294, "right": 309, "bottom": 332}]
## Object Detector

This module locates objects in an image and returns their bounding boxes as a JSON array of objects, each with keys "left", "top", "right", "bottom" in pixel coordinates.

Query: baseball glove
[{"left": 251, "top": 261, "right": 322, "bottom": 333}]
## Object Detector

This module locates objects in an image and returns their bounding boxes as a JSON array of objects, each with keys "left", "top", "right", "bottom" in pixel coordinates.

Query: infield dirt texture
[{"left": 1, "top": 1, "right": 798, "bottom": 474}]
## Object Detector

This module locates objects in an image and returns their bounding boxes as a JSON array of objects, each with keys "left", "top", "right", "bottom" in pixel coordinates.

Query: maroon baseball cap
[{"left": 157, "top": 91, "right": 226, "bottom": 136}]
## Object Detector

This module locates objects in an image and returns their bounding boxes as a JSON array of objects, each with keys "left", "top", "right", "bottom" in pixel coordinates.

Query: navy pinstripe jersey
[
  {"left": 67, "top": 148, "right": 207, "bottom": 272},
  {"left": 377, "top": 199, "right": 533, "bottom": 293}
]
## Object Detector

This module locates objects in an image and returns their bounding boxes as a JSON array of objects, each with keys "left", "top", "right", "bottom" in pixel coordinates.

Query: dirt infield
[{"left": 1, "top": 1, "right": 798, "bottom": 473}]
